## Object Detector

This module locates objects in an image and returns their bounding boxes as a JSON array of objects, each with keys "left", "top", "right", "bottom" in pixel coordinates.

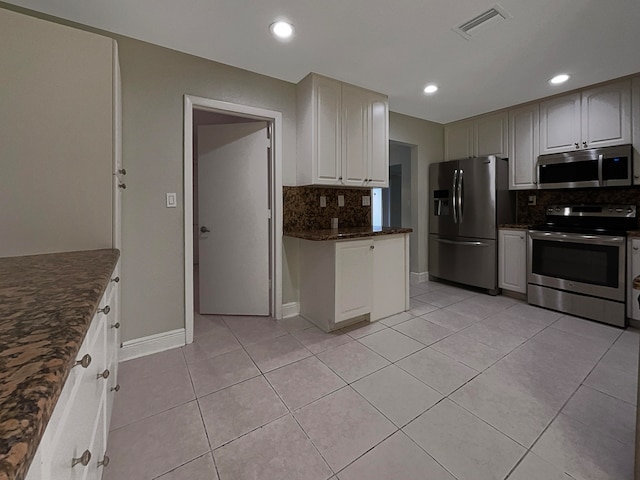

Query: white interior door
[{"left": 197, "top": 122, "right": 270, "bottom": 315}]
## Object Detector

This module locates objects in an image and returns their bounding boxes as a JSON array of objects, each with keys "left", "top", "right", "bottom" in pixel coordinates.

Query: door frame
[{"left": 183, "top": 95, "right": 283, "bottom": 344}]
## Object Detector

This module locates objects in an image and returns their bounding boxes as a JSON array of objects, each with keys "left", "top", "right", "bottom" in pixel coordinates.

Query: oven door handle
[
  {"left": 528, "top": 231, "right": 625, "bottom": 245},
  {"left": 436, "top": 238, "right": 490, "bottom": 247}
]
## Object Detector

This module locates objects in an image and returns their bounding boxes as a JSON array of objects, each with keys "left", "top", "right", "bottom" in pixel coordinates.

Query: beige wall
[
  {"left": 0, "top": 8, "right": 114, "bottom": 257},
  {"left": 116, "top": 36, "right": 297, "bottom": 340},
  {"left": 389, "top": 112, "right": 444, "bottom": 275}
]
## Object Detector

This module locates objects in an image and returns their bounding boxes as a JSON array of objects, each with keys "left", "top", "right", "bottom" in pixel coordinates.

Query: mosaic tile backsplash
[
  {"left": 283, "top": 186, "right": 372, "bottom": 231},
  {"left": 516, "top": 187, "right": 640, "bottom": 225}
]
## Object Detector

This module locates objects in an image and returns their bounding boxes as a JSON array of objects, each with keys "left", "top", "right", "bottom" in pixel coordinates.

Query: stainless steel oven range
[{"left": 528, "top": 204, "right": 637, "bottom": 327}]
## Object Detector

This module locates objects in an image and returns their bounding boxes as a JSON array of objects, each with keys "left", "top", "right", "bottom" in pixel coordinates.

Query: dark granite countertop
[
  {"left": 0, "top": 249, "right": 119, "bottom": 480},
  {"left": 499, "top": 224, "right": 531, "bottom": 230},
  {"left": 628, "top": 231, "right": 640, "bottom": 238},
  {"left": 285, "top": 226, "right": 413, "bottom": 241}
]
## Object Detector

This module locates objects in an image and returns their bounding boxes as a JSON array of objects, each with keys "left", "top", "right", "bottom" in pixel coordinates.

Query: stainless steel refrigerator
[{"left": 428, "top": 156, "right": 513, "bottom": 294}]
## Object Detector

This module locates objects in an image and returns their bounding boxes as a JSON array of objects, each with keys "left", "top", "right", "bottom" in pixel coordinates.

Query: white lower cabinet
[
  {"left": 498, "top": 229, "right": 527, "bottom": 294},
  {"left": 26, "top": 264, "right": 120, "bottom": 480},
  {"left": 629, "top": 238, "right": 640, "bottom": 321},
  {"left": 299, "top": 234, "right": 409, "bottom": 331}
]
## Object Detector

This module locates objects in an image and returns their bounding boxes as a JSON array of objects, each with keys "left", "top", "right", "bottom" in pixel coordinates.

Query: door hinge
[
  {"left": 266, "top": 123, "right": 272, "bottom": 140},
  {"left": 267, "top": 209, "right": 272, "bottom": 219}
]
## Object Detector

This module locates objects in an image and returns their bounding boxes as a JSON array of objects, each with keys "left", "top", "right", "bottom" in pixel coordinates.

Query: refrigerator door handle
[
  {"left": 458, "top": 168, "right": 464, "bottom": 223},
  {"left": 436, "top": 238, "right": 490, "bottom": 247},
  {"left": 452, "top": 169, "right": 458, "bottom": 224}
]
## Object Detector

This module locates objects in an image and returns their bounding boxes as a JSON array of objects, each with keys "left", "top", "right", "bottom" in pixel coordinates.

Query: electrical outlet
[
  {"left": 166, "top": 193, "right": 177, "bottom": 208},
  {"left": 528, "top": 195, "right": 537, "bottom": 206},
  {"left": 320, "top": 196, "right": 326, "bottom": 207},
  {"left": 331, "top": 218, "right": 339, "bottom": 229},
  {"left": 362, "top": 195, "right": 371, "bottom": 206},
  {"left": 338, "top": 195, "right": 345, "bottom": 207}
]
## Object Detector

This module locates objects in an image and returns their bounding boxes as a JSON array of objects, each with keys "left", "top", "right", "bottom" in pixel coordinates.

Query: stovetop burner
[{"left": 530, "top": 204, "right": 637, "bottom": 235}]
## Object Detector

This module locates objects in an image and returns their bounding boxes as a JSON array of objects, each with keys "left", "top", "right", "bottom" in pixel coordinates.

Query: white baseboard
[
  {"left": 410, "top": 272, "right": 429, "bottom": 283},
  {"left": 281, "top": 301, "right": 300, "bottom": 318},
  {"left": 120, "top": 328, "right": 186, "bottom": 362}
]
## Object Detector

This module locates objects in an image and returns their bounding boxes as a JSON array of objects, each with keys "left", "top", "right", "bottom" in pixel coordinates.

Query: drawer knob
[
  {"left": 574, "top": 142, "right": 579, "bottom": 148},
  {"left": 111, "top": 276, "right": 120, "bottom": 283},
  {"left": 72, "top": 450, "right": 91, "bottom": 467},
  {"left": 582, "top": 141, "right": 587, "bottom": 147},
  {"left": 117, "top": 168, "right": 127, "bottom": 176},
  {"left": 111, "top": 384, "right": 121, "bottom": 392},
  {"left": 74, "top": 354, "right": 92, "bottom": 369},
  {"left": 98, "top": 455, "right": 110, "bottom": 468},
  {"left": 98, "top": 305, "right": 111, "bottom": 315},
  {"left": 97, "top": 369, "right": 110, "bottom": 380},
  {"left": 111, "top": 322, "right": 121, "bottom": 329},
  {"left": 118, "top": 182, "right": 126, "bottom": 189},
  {"left": 634, "top": 246, "right": 639, "bottom": 251},
  {"left": 370, "top": 245, "right": 375, "bottom": 250}
]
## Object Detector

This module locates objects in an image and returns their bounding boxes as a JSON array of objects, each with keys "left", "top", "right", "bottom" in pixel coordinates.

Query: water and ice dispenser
[{"left": 433, "top": 190, "right": 450, "bottom": 216}]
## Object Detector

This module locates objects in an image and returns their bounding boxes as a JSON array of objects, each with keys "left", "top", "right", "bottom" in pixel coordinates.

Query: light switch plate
[
  {"left": 528, "top": 195, "right": 536, "bottom": 206},
  {"left": 362, "top": 195, "right": 371, "bottom": 206},
  {"left": 166, "top": 193, "right": 177, "bottom": 208},
  {"left": 320, "top": 196, "right": 327, "bottom": 207},
  {"left": 338, "top": 195, "right": 345, "bottom": 207}
]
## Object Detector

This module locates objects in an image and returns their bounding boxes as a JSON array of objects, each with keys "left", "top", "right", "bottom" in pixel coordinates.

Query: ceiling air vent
[{"left": 454, "top": 3, "right": 511, "bottom": 40}]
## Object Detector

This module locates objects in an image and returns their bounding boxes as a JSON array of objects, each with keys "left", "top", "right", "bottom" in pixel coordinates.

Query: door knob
[{"left": 200, "top": 226, "right": 211, "bottom": 233}]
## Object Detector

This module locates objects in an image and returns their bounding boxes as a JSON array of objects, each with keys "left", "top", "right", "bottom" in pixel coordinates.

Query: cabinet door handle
[
  {"left": 370, "top": 245, "right": 375, "bottom": 250},
  {"left": 634, "top": 246, "right": 639, "bottom": 251},
  {"left": 338, "top": 176, "right": 343, "bottom": 181},
  {"left": 111, "top": 322, "right": 120, "bottom": 329},
  {"left": 97, "top": 369, "right": 110, "bottom": 380},
  {"left": 111, "top": 384, "right": 121, "bottom": 392},
  {"left": 98, "top": 455, "right": 110, "bottom": 468},
  {"left": 118, "top": 183, "right": 126, "bottom": 189},
  {"left": 574, "top": 142, "right": 579, "bottom": 148},
  {"left": 72, "top": 450, "right": 91, "bottom": 467},
  {"left": 582, "top": 141, "right": 587, "bottom": 147},
  {"left": 74, "top": 354, "right": 92, "bottom": 369},
  {"left": 98, "top": 305, "right": 110, "bottom": 315},
  {"left": 111, "top": 276, "right": 120, "bottom": 283}
]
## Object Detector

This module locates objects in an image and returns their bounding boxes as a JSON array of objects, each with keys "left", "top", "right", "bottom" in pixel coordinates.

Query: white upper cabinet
[
  {"left": 540, "top": 80, "right": 631, "bottom": 154},
  {"left": 539, "top": 92, "right": 582, "bottom": 154},
  {"left": 581, "top": 81, "right": 632, "bottom": 148},
  {"left": 444, "top": 120, "right": 473, "bottom": 160},
  {"left": 367, "top": 92, "right": 390, "bottom": 187},
  {"left": 444, "top": 112, "right": 507, "bottom": 160},
  {"left": 297, "top": 73, "right": 389, "bottom": 187},
  {"left": 475, "top": 111, "right": 508, "bottom": 157},
  {"left": 508, "top": 103, "right": 539, "bottom": 190}
]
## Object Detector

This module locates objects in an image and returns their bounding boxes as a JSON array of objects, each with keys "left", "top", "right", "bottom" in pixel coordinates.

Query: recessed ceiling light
[
  {"left": 549, "top": 74, "right": 570, "bottom": 85},
  {"left": 270, "top": 21, "right": 295, "bottom": 40},
  {"left": 423, "top": 84, "right": 438, "bottom": 94}
]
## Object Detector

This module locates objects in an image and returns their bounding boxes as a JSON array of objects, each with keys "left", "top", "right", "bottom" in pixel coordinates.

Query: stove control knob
[
  {"left": 628, "top": 208, "right": 633, "bottom": 213},
  {"left": 616, "top": 208, "right": 623, "bottom": 213},
  {"left": 555, "top": 207, "right": 561, "bottom": 212}
]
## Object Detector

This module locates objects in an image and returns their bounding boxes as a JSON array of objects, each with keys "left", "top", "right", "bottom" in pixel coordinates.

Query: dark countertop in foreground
[
  {"left": 285, "top": 226, "right": 413, "bottom": 241},
  {"left": 628, "top": 231, "right": 640, "bottom": 238},
  {"left": 0, "top": 249, "right": 119, "bottom": 480}
]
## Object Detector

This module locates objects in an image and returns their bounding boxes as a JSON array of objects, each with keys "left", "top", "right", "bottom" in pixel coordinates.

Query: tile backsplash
[
  {"left": 516, "top": 187, "right": 640, "bottom": 225},
  {"left": 283, "top": 186, "right": 372, "bottom": 231}
]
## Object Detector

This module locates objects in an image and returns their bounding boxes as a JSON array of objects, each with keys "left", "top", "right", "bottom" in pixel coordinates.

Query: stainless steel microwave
[{"left": 537, "top": 144, "right": 633, "bottom": 189}]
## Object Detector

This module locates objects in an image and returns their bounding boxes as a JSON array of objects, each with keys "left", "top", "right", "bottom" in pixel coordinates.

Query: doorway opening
[
  {"left": 183, "top": 96, "right": 283, "bottom": 345},
  {"left": 372, "top": 141, "right": 412, "bottom": 228}
]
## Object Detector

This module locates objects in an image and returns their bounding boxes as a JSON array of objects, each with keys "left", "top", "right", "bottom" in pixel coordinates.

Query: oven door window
[{"left": 531, "top": 239, "right": 619, "bottom": 287}]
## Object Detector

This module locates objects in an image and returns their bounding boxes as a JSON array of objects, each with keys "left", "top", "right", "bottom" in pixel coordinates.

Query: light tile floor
[{"left": 106, "top": 279, "right": 638, "bottom": 480}]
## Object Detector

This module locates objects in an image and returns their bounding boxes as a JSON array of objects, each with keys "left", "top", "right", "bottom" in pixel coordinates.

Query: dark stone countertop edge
[
  {"left": 284, "top": 227, "right": 413, "bottom": 241},
  {"left": 0, "top": 249, "right": 120, "bottom": 480},
  {"left": 499, "top": 224, "right": 531, "bottom": 230},
  {"left": 628, "top": 230, "right": 640, "bottom": 238}
]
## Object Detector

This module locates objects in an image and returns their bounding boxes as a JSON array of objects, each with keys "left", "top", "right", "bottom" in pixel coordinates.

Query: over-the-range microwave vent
[{"left": 453, "top": 3, "right": 512, "bottom": 40}]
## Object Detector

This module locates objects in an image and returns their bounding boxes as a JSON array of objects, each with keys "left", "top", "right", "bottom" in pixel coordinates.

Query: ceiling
[{"left": 4, "top": 0, "right": 640, "bottom": 124}]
